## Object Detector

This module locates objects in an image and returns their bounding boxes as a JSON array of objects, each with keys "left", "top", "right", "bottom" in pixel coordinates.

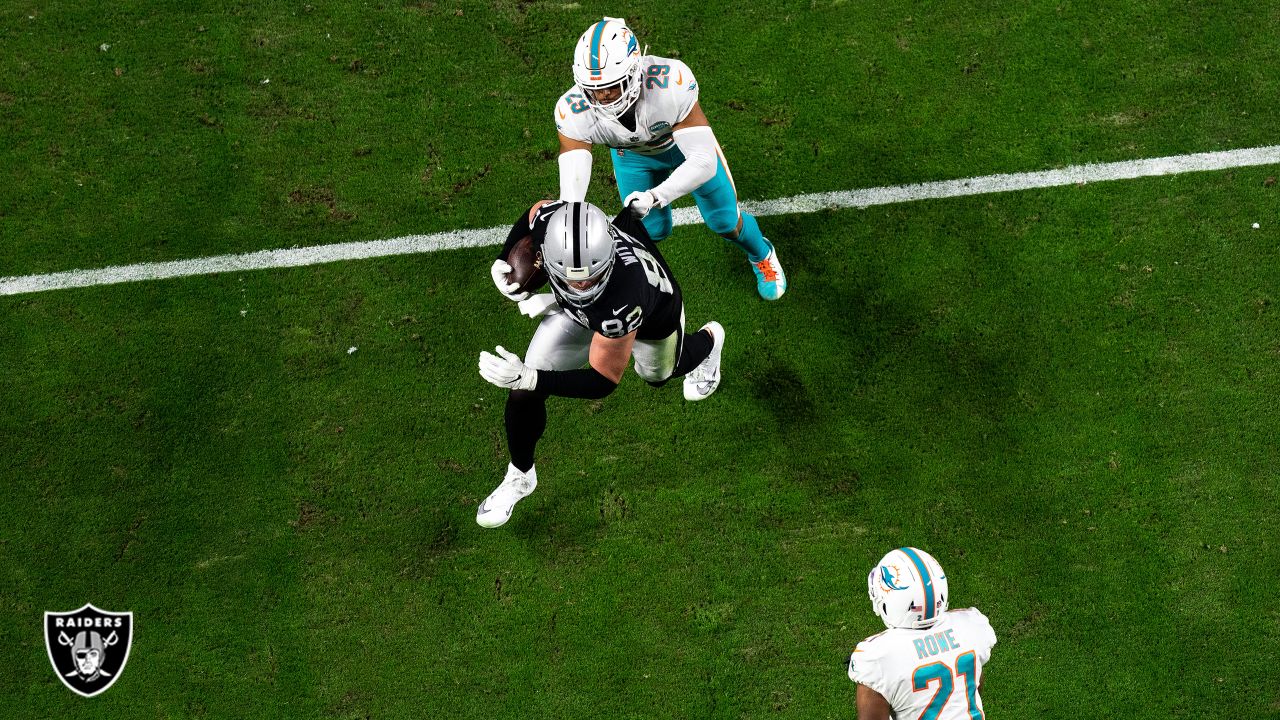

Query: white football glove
[
  {"left": 517, "top": 293, "right": 560, "bottom": 319},
  {"left": 478, "top": 346, "right": 538, "bottom": 391},
  {"left": 490, "top": 259, "right": 530, "bottom": 302},
  {"left": 625, "top": 190, "right": 660, "bottom": 218}
]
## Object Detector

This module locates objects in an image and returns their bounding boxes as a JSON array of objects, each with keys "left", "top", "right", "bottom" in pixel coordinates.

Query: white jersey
[
  {"left": 848, "top": 608, "right": 996, "bottom": 720},
  {"left": 554, "top": 55, "right": 699, "bottom": 156}
]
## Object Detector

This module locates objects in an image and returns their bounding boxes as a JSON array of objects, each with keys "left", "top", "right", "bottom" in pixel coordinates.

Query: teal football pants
[{"left": 610, "top": 146, "right": 770, "bottom": 262}]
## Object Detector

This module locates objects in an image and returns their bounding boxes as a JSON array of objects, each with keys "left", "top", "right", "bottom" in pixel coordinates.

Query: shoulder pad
[
  {"left": 848, "top": 639, "right": 886, "bottom": 687},
  {"left": 555, "top": 90, "right": 593, "bottom": 138}
]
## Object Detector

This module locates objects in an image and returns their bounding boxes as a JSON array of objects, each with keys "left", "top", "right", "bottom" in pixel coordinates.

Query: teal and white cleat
[{"left": 751, "top": 241, "right": 787, "bottom": 300}]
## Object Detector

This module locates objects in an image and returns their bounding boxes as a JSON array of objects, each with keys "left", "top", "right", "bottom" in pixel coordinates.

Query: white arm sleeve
[
  {"left": 650, "top": 126, "right": 718, "bottom": 207},
  {"left": 558, "top": 148, "right": 592, "bottom": 202}
]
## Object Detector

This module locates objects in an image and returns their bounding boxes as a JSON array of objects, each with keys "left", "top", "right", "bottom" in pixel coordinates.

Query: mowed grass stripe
[{"left": 3, "top": 144, "right": 1278, "bottom": 297}]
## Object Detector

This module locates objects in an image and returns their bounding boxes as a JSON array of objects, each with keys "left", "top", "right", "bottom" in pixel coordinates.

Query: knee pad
[
  {"left": 633, "top": 360, "right": 671, "bottom": 385},
  {"left": 643, "top": 208, "right": 674, "bottom": 242},
  {"left": 703, "top": 207, "right": 740, "bottom": 236}
]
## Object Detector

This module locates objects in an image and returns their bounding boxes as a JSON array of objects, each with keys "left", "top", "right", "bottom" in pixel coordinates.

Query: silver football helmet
[{"left": 541, "top": 202, "right": 618, "bottom": 308}]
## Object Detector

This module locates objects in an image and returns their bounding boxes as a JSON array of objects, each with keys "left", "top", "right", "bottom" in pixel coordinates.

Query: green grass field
[{"left": 3, "top": 1, "right": 1280, "bottom": 718}]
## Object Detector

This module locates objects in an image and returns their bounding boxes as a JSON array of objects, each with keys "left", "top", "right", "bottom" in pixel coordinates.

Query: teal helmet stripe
[
  {"left": 589, "top": 20, "right": 608, "bottom": 70},
  {"left": 899, "top": 547, "right": 935, "bottom": 620}
]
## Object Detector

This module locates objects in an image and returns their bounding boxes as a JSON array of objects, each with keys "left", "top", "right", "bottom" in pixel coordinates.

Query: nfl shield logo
[{"left": 44, "top": 603, "right": 133, "bottom": 697}]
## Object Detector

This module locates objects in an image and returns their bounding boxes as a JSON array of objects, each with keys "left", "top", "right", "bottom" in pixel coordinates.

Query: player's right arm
[
  {"left": 586, "top": 330, "right": 635, "bottom": 383},
  {"left": 490, "top": 200, "right": 570, "bottom": 302},
  {"left": 491, "top": 203, "right": 543, "bottom": 301},
  {"left": 477, "top": 328, "right": 633, "bottom": 399},
  {"left": 848, "top": 640, "right": 895, "bottom": 720},
  {"left": 855, "top": 683, "right": 892, "bottom": 720},
  {"left": 555, "top": 90, "right": 595, "bottom": 202},
  {"left": 512, "top": 330, "right": 634, "bottom": 399},
  {"left": 557, "top": 133, "right": 593, "bottom": 202}
]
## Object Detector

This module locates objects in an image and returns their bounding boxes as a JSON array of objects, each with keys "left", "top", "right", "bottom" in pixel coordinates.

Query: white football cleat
[
  {"left": 476, "top": 463, "right": 538, "bottom": 528},
  {"left": 751, "top": 240, "right": 787, "bottom": 301},
  {"left": 683, "top": 322, "right": 725, "bottom": 402}
]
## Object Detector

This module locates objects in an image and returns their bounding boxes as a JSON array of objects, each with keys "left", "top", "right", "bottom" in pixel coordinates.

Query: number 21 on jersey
[{"left": 912, "top": 651, "right": 983, "bottom": 720}]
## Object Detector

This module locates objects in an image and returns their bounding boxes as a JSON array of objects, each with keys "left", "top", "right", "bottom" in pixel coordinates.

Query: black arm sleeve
[
  {"left": 497, "top": 200, "right": 569, "bottom": 260},
  {"left": 497, "top": 207, "right": 536, "bottom": 261},
  {"left": 534, "top": 367, "right": 619, "bottom": 400}
]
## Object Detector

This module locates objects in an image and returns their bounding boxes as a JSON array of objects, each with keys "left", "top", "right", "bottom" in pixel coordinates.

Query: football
[{"left": 505, "top": 234, "right": 548, "bottom": 294}]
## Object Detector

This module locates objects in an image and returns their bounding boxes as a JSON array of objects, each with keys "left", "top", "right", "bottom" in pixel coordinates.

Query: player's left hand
[
  {"left": 490, "top": 259, "right": 531, "bottom": 302},
  {"left": 478, "top": 346, "right": 538, "bottom": 391},
  {"left": 625, "top": 190, "right": 659, "bottom": 218}
]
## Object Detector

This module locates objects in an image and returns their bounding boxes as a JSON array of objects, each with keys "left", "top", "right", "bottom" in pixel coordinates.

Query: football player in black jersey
[{"left": 476, "top": 200, "right": 725, "bottom": 528}]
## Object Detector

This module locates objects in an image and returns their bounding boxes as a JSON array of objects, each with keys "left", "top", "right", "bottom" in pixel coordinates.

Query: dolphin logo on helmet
[
  {"left": 879, "top": 564, "right": 910, "bottom": 592},
  {"left": 866, "top": 547, "right": 950, "bottom": 630}
]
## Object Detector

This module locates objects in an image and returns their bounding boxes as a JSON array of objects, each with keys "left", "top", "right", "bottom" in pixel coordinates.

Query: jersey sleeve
[
  {"left": 955, "top": 608, "right": 998, "bottom": 663},
  {"left": 847, "top": 639, "right": 892, "bottom": 698},
  {"left": 554, "top": 91, "right": 593, "bottom": 143},
  {"left": 497, "top": 206, "right": 535, "bottom": 261},
  {"left": 531, "top": 200, "right": 567, "bottom": 234},
  {"left": 611, "top": 211, "right": 653, "bottom": 244},
  {"left": 666, "top": 59, "right": 699, "bottom": 123}
]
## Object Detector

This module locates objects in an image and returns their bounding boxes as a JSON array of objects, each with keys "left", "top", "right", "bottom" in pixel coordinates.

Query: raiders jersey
[
  {"left": 554, "top": 56, "right": 699, "bottom": 156},
  {"left": 848, "top": 608, "right": 997, "bottom": 720},
  {"left": 509, "top": 204, "right": 682, "bottom": 342}
]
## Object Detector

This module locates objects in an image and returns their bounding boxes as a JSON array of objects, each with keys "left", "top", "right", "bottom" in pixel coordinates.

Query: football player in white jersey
[
  {"left": 848, "top": 548, "right": 997, "bottom": 720},
  {"left": 552, "top": 17, "right": 787, "bottom": 301}
]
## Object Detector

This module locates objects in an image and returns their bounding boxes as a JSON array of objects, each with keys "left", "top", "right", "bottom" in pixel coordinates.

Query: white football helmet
[
  {"left": 867, "top": 547, "right": 949, "bottom": 630},
  {"left": 572, "top": 17, "right": 643, "bottom": 117},
  {"left": 541, "top": 202, "right": 618, "bottom": 308}
]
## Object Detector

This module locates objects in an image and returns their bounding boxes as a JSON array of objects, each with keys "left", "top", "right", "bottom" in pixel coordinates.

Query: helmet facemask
[
  {"left": 547, "top": 255, "right": 616, "bottom": 308},
  {"left": 577, "top": 63, "right": 643, "bottom": 117}
]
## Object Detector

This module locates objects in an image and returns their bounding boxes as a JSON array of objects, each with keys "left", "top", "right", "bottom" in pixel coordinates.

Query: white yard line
[{"left": 4, "top": 145, "right": 1278, "bottom": 297}]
